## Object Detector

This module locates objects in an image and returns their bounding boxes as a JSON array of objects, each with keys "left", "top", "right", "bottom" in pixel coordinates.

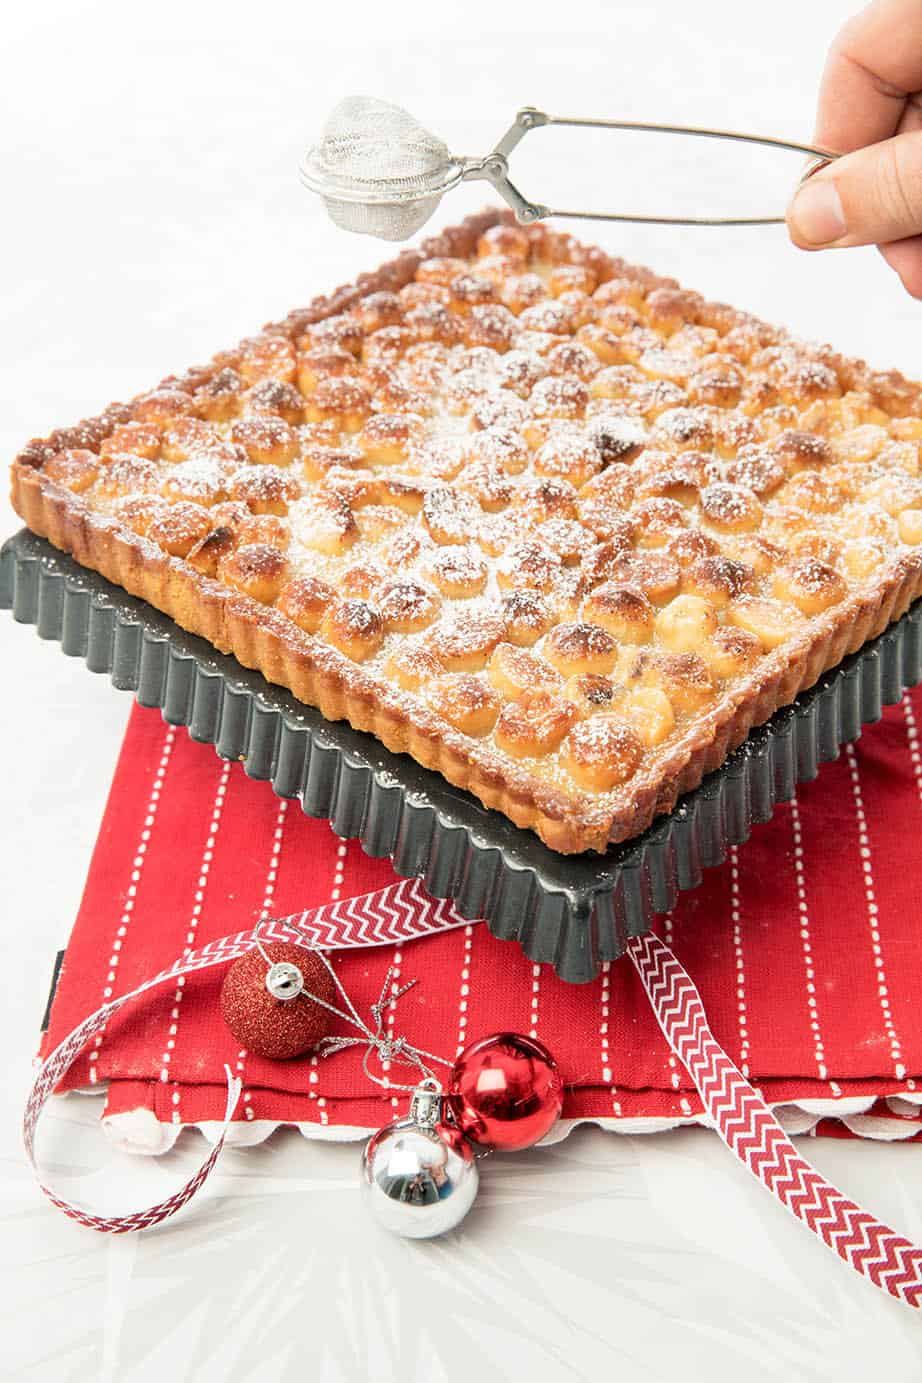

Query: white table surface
[{"left": 3, "top": 1, "right": 922, "bottom": 1377}]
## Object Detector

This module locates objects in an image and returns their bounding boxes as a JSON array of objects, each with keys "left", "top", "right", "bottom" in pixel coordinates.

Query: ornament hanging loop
[{"left": 409, "top": 1078, "right": 443, "bottom": 1129}]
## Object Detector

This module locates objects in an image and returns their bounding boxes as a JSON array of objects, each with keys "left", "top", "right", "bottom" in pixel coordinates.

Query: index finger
[{"left": 815, "top": 0, "right": 922, "bottom": 153}]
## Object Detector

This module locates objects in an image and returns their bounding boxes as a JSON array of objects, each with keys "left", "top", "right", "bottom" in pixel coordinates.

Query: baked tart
[{"left": 12, "top": 210, "right": 922, "bottom": 853}]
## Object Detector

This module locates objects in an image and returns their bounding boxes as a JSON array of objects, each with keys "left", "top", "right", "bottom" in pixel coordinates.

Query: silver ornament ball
[{"left": 361, "top": 1083, "right": 478, "bottom": 1239}]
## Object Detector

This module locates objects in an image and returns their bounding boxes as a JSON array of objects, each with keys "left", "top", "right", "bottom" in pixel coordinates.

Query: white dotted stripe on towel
[
  {"left": 729, "top": 847, "right": 751, "bottom": 1078},
  {"left": 789, "top": 796, "right": 835, "bottom": 1092},
  {"left": 329, "top": 840, "right": 348, "bottom": 902},
  {"left": 902, "top": 694, "right": 922, "bottom": 813},
  {"left": 845, "top": 743, "right": 906, "bottom": 1081},
  {"left": 529, "top": 963, "right": 542, "bottom": 1040},
  {"left": 455, "top": 924, "right": 474, "bottom": 1059},
  {"left": 90, "top": 728, "right": 175, "bottom": 1082},
  {"left": 237, "top": 798, "right": 289, "bottom": 1121},
  {"left": 383, "top": 945, "right": 404, "bottom": 1113},
  {"left": 307, "top": 833, "right": 348, "bottom": 1120},
  {"left": 898, "top": 697, "right": 919, "bottom": 1092},
  {"left": 162, "top": 762, "right": 231, "bottom": 1121},
  {"left": 599, "top": 960, "right": 621, "bottom": 1118}
]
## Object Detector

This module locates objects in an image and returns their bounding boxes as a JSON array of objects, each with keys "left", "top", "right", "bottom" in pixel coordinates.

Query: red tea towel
[{"left": 40, "top": 695, "right": 922, "bottom": 1150}]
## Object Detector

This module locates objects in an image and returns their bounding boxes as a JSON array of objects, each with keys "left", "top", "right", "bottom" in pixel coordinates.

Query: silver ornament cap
[
  {"left": 264, "top": 961, "right": 304, "bottom": 1002},
  {"left": 360, "top": 1080, "right": 478, "bottom": 1239}
]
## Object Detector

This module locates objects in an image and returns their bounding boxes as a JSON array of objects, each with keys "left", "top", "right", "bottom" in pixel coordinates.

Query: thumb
[{"left": 787, "top": 129, "right": 922, "bottom": 249}]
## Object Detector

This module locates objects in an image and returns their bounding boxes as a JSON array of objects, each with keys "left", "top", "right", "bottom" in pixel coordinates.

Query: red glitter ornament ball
[
  {"left": 446, "top": 1032, "right": 563, "bottom": 1151},
  {"left": 220, "top": 943, "right": 335, "bottom": 1060}
]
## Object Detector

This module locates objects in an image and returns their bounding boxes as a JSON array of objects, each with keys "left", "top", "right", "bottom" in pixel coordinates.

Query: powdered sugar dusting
[{"left": 64, "top": 221, "right": 922, "bottom": 838}]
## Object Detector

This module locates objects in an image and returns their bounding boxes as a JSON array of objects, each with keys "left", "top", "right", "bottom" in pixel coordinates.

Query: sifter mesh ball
[
  {"left": 300, "top": 98, "right": 841, "bottom": 242},
  {"left": 299, "top": 96, "right": 464, "bottom": 241}
]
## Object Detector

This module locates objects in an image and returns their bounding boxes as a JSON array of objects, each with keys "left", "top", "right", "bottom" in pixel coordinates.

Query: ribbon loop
[
  {"left": 26, "top": 880, "right": 470, "bottom": 1231},
  {"left": 25, "top": 879, "right": 922, "bottom": 1315}
]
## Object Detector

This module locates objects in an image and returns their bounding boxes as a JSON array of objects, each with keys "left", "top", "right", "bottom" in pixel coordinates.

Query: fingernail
[{"left": 787, "top": 179, "right": 846, "bottom": 246}]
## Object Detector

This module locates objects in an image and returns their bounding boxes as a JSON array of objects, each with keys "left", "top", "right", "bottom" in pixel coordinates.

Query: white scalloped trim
[{"left": 71, "top": 1090, "right": 922, "bottom": 1155}]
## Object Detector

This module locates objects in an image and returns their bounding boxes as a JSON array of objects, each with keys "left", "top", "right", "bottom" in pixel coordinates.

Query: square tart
[{"left": 11, "top": 210, "right": 922, "bottom": 853}]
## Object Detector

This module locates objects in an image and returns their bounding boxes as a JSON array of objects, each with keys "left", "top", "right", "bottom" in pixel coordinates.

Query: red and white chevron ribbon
[
  {"left": 629, "top": 932, "right": 922, "bottom": 1310},
  {"left": 25, "top": 878, "right": 470, "bottom": 1232},
  {"left": 27, "top": 882, "right": 922, "bottom": 1311}
]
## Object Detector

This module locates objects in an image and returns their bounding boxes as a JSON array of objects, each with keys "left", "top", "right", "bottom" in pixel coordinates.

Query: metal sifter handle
[
  {"left": 300, "top": 96, "right": 842, "bottom": 240},
  {"left": 457, "top": 107, "right": 840, "bottom": 228}
]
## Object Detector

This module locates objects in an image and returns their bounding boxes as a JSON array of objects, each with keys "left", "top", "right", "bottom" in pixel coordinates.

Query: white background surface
[{"left": 3, "top": 1, "right": 922, "bottom": 1377}]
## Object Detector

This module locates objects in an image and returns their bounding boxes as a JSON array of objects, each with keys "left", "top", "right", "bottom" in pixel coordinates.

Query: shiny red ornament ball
[
  {"left": 446, "top": 1031, "right": 563, "bottom": 1151},
  {"left": 220, "top": 942, "right": 335, "bottom": 1059}
]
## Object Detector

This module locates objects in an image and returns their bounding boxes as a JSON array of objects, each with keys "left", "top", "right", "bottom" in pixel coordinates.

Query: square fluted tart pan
[
  {"left": 12, "top": 209, "right": 922, "bottom": 860},
  {"left": 10, "top": 207, "right": 922, "bottom": 945},
  {"left": 3, "top": 527, "right": 921, "bottom": 981}
]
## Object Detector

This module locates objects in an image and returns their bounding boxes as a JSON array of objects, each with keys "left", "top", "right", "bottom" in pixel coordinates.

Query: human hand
[{"left": 786, "top": 0, "right": 922, "bottom": 297}]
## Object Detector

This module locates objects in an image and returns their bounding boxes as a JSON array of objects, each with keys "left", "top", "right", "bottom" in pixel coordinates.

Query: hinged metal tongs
[
  {"left": 300, "top": 97, "right": 840, "bottom": 241},
  {"left": 461, "top": 107, "right": 838, "bottom": 227}
]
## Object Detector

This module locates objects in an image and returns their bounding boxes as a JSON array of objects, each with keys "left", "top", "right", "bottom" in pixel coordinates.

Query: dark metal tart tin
[{"left": 4, "top": 527, "right": 921, "bottom": 983}]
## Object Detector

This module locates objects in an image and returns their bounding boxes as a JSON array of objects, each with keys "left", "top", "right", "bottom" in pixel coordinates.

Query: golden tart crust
[{"left": 11, "top": 209, "right": 922, "bottom": 853}]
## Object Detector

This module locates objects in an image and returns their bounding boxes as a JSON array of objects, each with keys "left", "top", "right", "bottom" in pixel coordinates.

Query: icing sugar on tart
[{"left": 12, "top": 211, "right": 922, "bottom": 853}]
